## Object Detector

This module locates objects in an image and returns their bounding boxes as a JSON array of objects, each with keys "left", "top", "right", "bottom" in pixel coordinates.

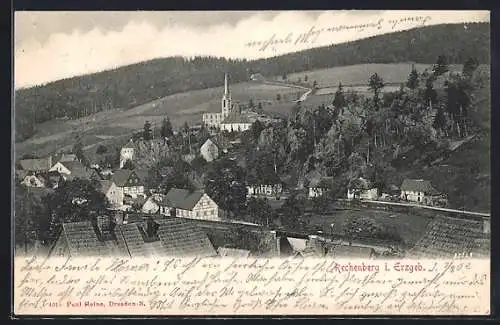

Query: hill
[
  {"left": 15, "top": 22, "right": 489, "bottom": 142},
  {"left": 15, "top": 63, "right": 447, "bottom": 159}
]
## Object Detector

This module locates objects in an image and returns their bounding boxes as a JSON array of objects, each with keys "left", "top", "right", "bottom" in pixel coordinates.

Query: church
[{"left": 202, "top": 73, "right": 253, "bottom": 132}]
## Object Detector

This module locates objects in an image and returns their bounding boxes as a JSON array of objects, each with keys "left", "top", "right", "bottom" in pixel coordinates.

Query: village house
[
  {"left": 98, "top": 180, "right": 124, "bottom": 209},
  {"left": 119, "top": 140, "right": 135, "bottom": 169},
  {"left": 163, "top": 188, "right": 221, "bottom": 221},
  {"left": 49, "top": 160, "right": 98, "bottom": 181},
  {"left": 48, "top": 215, "right": 217, "bottom": 258},
  {"left": 347, "top": 177, "right": 379, "bottom": 200},
  {"left": 112, "top": 169, "right": 146, "bottom": 199},
  {"left": 400, "top": 179, "right": 447, "bottom": 206},
  {"left": 304, "top": 171, "right": 334, "bottom": 198},
  {"left": 200, "top": 138, "right": 219, "bottom": 162},
  {"left": 246, "top": 170, "right": 283, "bottom": 198},
  {"left": 20, "top": 172, "right": 46, "bottom": 188},
  {"left": 141, "top": 194, "right": 169, "bottom": 215}
]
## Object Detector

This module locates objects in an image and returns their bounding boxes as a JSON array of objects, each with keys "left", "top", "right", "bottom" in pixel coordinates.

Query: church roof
[{"left": 221, "top": 113, "right": 253, "bottom": 125}]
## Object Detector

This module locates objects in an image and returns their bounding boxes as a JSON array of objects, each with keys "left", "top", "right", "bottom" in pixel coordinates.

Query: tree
[
  {"left": 257, "top": 102, "right": 263, "bottom": 113},
  {"left": 304, "top": 75, "right": 309, "bottom": 82},
  {"left": 248, "top": 99, "right": 254, "bottom": 109},
  {"left": 432, "top": 55, "right": 449, "bottom": 76},
  {"left": 368, "top": 73, "right": 385, "bottom": 109},
  {"left": 282, "top": 72, "right": 288, "bottom": 80},
  {"left": 160, "top": 116, "right": 174, "bottom": 139},
  {"left": 276, "top": 93, "right": 281, "bottom": 101},
  {"left": 462, "top": 57, "right": 480, "bottom": 79},
  {"left": 73, "top": 135, "right": 85, "bottom": 162},
  {"left": 278, "top": 192, "right": 307, "bottom": 230},
  {"left": 246, "top": 197, "right": 273, "bottom": 225},
  {"left": 333, "top": 82, "right": 346, "bottom": 108},
  {"left": 14, "top": 184, "right": 47, "bottom": 253},
  {"left": 313, "top": 80, "right": 318, "bottom": 89},
  {"left": 96, "top": 144, "right": 108, "bottom": 155},
  {"left": 204, "top": 159, "right": 247, "bottom": 215},
  {"left": 406, "top": 66, "right": 420, "bottom": 90},
  {"left": 432, "top": 107, "right": 447, "bottom": 136},
  {"left": 143, "top": 120, "right": 153, "bottom": 140},
  {"left": 43, "top": 179, "right": 108, "bottom": 237}
]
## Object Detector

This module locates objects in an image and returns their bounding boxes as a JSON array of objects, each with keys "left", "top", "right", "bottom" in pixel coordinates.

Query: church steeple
[
  {"left": 221, "top": 73, "right": 232, "bottom": 118},
  {"left": 224, "top": 73, "right": 229, "bottom": 96}
]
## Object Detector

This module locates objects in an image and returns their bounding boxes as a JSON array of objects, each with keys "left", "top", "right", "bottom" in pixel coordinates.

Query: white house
[
  {"left": 200, "top": 138, "right": 219, "bottom": 162},
  {"left": 347, "top": 177, "right": 379, "bottom": 200},
  {"left": 21, "top": 174, "right": 46, "bottom": 188},
  {"left": 246, "top": 183, "right": 283, "bottom": 198},
  {"left": 304, "top": 171, "right": 334, "bottom": 198},
  {"left": 164, "top": 188, "right": 221, "bottom": 221},
  {"left": 119, "top": 140, "right": 135, "bottom": 169},
  {"left": 98, "top": 180, "right": 124, "bottom": 209}
]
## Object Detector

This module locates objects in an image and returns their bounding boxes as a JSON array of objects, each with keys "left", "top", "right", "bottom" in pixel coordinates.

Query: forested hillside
[{"left": 15, "top": 22, "right": 489, "bottom": 142}]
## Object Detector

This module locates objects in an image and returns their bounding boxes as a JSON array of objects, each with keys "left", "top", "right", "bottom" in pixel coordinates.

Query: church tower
[{"left": 221, "top": 73, "right": 232, "bottom": 118}]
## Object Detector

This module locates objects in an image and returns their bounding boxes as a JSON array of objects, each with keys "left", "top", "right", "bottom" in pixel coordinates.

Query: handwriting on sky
[
  {"left": 14, "top": 257, "right": 489, "bottom": 315},
  {"left": 245, "top": 16, "right": 433, "bottom": 52}
]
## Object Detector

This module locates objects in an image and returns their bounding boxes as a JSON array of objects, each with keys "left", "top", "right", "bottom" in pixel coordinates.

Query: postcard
[{"left": 13, "top": 10, "right": 491, "bottom": 316}]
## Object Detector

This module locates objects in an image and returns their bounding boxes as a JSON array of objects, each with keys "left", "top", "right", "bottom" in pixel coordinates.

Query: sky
[{"left": 14, "top": 10, "right": 490, "bottom": 89}]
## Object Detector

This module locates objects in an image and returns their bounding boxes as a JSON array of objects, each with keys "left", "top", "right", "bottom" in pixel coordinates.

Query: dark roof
[
  {"left": 348, "top": 177, "right": 372, "bottom": 190},
  {"left": 165, "top": 188, "right": 204, "bottom": 210},
  {"left": 156, "top": 218, "right": 216, "bottom": 257},
  {"left": 305, "top": 171, "right": 334, "bottom": 188},
  {"left": 401, "top": 179, "right": 440, "bottom": 195},
  {"left": 409, "top": 216, "right": 489, "bottom": 258},
  {"left": 62, "top": 161, "right": 95, "bottom": 180},
  {"left": 112, "top": 169, "right": 133, "bottom": 187},
  {"left": 98, "top": 180, "right": 114, "bottom": 194},
  {"left": 116, "top": 223, "right": 153, "bottom": 257},
  {"left": 221, "top": 113, "right": 253, "bottom": 125},
  {"left": 19, "top": 157, "right": 52, "bottom": 172},
  {"left": 61, "top": 221, "right": 108, "bottom": 256},
  {"left": 134, "top": 169, "right": 149, "bottom": 182}
]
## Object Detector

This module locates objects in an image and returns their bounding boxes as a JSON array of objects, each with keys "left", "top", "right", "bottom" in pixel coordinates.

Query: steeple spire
[{"left": 224, "top": 73, "right": 229, "bottom": 96}]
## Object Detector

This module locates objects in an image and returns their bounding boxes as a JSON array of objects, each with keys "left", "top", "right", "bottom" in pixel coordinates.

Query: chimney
[
  {"left": 269, "top": 230, "right": 280, "bottom": 256},
  {"left": 483, "top": 218, "right": 490, "bottom": 234},
  {"left": 146, "top": 218, "right": 159, "bottom": 239},
  {"left": 96, "top": 215, "right": 114, "bottom": 238}
]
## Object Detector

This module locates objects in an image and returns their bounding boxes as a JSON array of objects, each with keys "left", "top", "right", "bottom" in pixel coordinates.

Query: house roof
[
  {"left": 401, "top": 179, "right": 440, "bottom": 195},
  {"left": 61, "top": 221, "right": 108, "bottom": 257},
  {"left": 221, "top": 113, "right": 253, "bottom": 125},
  {"left": 217, "top": 247, "right": 251, "bottom": 258},
  {"left": 287, "top": 238, "right": 307, "bottom": 252},
  {"left": 348, "top": 177, "right": 372, "bottom": 190},
  {"left": 202, "top": 138, "right": 217, "bottom": 149},
  {"left": 305, "top": 171, "right": 334, "bottom": 188},
  {"left": 112, "top": 169, "right": 134, "bottom": 187},
  {"left": 156, "top": 218, "right": 217, "bottom": 257},
  {"left": 19, "top": 157, "right": 52, "bottom": 172},
  {"left": 408, "top": 216, "right": 489, "bottom": 258},
  {"left": 165, "top": 188, "right": 204, "bottom": 211},
  {"left": 116, "top": 223, "right": 156, "bottom": 257},
  {"left": 98, "top": 180, "right": 114, "bottom": 194}
]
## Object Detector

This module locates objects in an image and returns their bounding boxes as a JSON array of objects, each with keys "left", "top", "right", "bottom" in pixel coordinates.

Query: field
[
  {"left": 284, "top": 63, "right": 465, "bottom": 88},
  {"left": 305, "top": 207, "right": 434, "bottom": 247}
]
